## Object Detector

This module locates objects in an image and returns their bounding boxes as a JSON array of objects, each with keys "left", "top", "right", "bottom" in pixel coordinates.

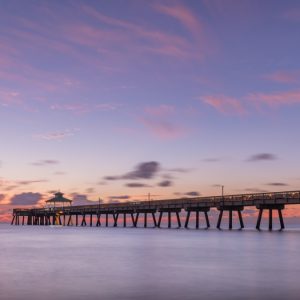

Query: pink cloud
[
  {"left": 33, "top": 128, "right": 79, "bottom": 141},
  {"left": 283, "top": 8, "right": 300, "bottom": 22},
  {"left": 141, "top": 118, "right": 185, "bottom": 139},
  {"left": 202, "top": 95, "right": 246, "bottom": 115},
  {"left": 50, "top": 102, "right": 121, "bottom": 114},
  {"left": 145, "top": 104, "right": 175, "bottom": 117},
  {"left": 50, "top": 103, "right": 89, "bottom": 114},
  {"left": 0, "top": 89, "right": 22, "bottom": 107},
  {"left": 80, "top": 3, "right": 209, "bottom": 60},
  {"left": 263, "top": 70, "right": 300, "bottom": 84},
  {"left": 154, "top": 3, "right": 203, "bottom": 35},
  {"left": 248, "top": 90, "right": 300, "bottom": 107}
]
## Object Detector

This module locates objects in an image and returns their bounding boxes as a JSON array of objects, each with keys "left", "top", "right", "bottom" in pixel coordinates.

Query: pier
[{"left": 12, "top": 190, "right": 300, "bottom": 230}]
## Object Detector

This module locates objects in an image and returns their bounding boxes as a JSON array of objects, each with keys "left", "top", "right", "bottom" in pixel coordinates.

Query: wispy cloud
[
  {"left": 0, "top": 89, "right": 22, "bottom": 107},
  {"left": 109, "top": 195, "right": 131, "bottom": 200},
  {"left": 31, "top": 159, "right": 59, "bottom": 166},
  {"left": 202, "top": 157, "right": 222, "bottom": 162},
  {"left": 283, "top": 8, "right": 300, "bottom": 22},
  {"left": 144, "top": 104, "right": 175, "bottom": 117},
  {"left": 247, "top": 153, "right": 277, "bottom": 162},
  {"left": 153, "top": 3, "right": 203, "bottom": 36},
  {"left": 50, "top": 102, "right": 121, "bottom": 114},
  {"left": 126, "top": 183, "right": 150, "bottom": 188},
  {"left": 33, "top": 128, "right": 79, "bottom": 141},
  {"left": 104, "top": 161, "right": 160, "bottom": 181},
  {"left": 266, "top": 182, "right": 288, "bottom": 186},
  {"left": 248, "top": 90, "right": 300, "bottom": 107},
  {"left": 263, "top": 70, "right": 300, "bottom": 84},
  {"left": 141, "top": 118, "right": 186, "bottom": 139},
  {"left": 54, "top": 171, "right": 66, "bottom": 175},
  {"left": 185, "top": 191, "right": 201, "bottom": 197},
  {"left": 201, "top": 95, "right": 246, "bottom": 115},
  {"left": 157, "top": 180, "right": 172, "bottom": 187},
  {"left": 17, "top": 179, "right": 48, "bottom": 185}
]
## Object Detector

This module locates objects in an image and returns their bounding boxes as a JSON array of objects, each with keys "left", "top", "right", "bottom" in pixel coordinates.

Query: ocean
[{"left": 1, "top": 224, "right": 300, "bottom": 300}]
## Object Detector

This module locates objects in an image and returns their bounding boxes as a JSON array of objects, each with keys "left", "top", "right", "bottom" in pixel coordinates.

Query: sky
[{"left": 1, "top": 0, "right": 300, "bottom": 222}]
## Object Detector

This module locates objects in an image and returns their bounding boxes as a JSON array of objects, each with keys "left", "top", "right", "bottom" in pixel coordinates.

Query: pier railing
[{"left": 12, "top": 190, "right": 300, "bottom": 230}]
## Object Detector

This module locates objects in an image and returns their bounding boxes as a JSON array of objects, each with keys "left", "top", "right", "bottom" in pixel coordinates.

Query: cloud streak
[
  {"left": 33, "top": 129, "right": 79, "bottom": 141},
  {"left": 247, "top": 153, "right": 277, "bottom": 162},
  {"left": 201, "top": 95, "right": 246, "bottom": 115},
  {"left": 31, "top": 160, "right": 59, "bottom": 166},
  {"left": 105, "top": 161, "right": 160, "bottom": 181}
]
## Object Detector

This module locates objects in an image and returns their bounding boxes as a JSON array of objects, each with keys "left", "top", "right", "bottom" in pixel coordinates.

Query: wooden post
[
  {"left": 96, "top": 214, "right": 101, "bottom": 227},
  {"left": 113, "top": 213, "right": 119, "bottom": 227},
  {"left": 196, "top": 211, "right": 199, "bottom": 229},
  {"left": 269, "top": 208, "right": 273, "bottom": 231},
  {"left": 168, "top": 212, "right": 171, "bottom": 228},
  {"left": 63, "top": 215, "right": 66, "bottom": 226},
  {"left": 90, "top": 214, "right": 93, "bottom": 227},
  {"left": 134, "top": 213, "right": 139, "bottom": 227},
  {"left": 67, "top": 215, "right": 72, "bottom": 226},
  {"left": 11, "top": 215, "right": 15, "bottom": 225},
  {"left": 185, "top": 211, "right": 190, "bottom": 228},
  {"left": 158, "top": 211, "right": 163, "bottom": 228},
  {"left": 76, "top": 214, "right": 78, "bottom": 226},
  {"left": 217, "top": 210, "right": 223, "bottom": 229},
  {"left": 22, "top": 216, "right": 25, "bottom": 225},
  {"left": 123, "top": 213, "right": 126, "bottom": 227},
  {"left": 144, "top": 213, "right": 147, "bottom": 228},
  {"left": 106, "top": 214, "right": 108, "bottom": 227},
  {"left": 176, "top": 211, "right": 181, "bottom": 228},
  {"left": 238, "top": 210, "right": 244, "bottom": 228},
  {"left": 152, "top": 212, "right": 157, "bottom": 227},
  {"left": 229, "top": 210, "right": 233, "bottom": 230},
  {"left": 278, "top": 209, "right": 285, "bottom": 230},
  {"left": 256, "top": 209, "right": 263, "bottom": 230},
  {"left": 131, "top": 213, "right": 135, "bottom": 226},
  {"left": 205, "top": 211, "right": 210, "bottom": 228}
]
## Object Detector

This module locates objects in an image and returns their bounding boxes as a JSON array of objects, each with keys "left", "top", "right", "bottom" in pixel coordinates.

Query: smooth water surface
[{"left": 1, "top": 224, "right": 300, "bottom": 300}]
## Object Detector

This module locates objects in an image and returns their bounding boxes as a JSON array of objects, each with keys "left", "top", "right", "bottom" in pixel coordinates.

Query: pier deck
[{"left": 12, "top": 190, "right": 300, "bottom": 230}]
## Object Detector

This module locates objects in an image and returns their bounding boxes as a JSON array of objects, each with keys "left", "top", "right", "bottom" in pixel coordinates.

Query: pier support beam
[
  {"left": 216, "top": 206, "right": 244, "bottom": 230},
  {"left": 134, "top": 213, "right": 139, "bottom": 227},
  {"left": 67, "top": 215, "right": 73, "bottom": 226},
  {"left": 256, "top": 204, "right": 285, "bottom": 231},
  {"left": 134, "top": 209, "right": 156, "bottom": 228},
  {"left": 184, "top": 207, "right": 210, "bottom": 229},
  {"left": 157, "top": 208, "right": 181, "bottom": 228},
  {"left": 113, "top": 213, "right": 119, "bottom": 227},
  {"left": 81, "top": 214, "right": 87, "bottom": 226},
  {"left": 123, "top": 213, "right": 127, "bottom": 227},
  {"left": 96, "top": 214, "right": 101, "bottom": 227}
]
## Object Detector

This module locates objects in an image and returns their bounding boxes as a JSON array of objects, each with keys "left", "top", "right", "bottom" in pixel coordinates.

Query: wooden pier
[{"left": 11, "top": 190, "right": 300, "bottom": 230}]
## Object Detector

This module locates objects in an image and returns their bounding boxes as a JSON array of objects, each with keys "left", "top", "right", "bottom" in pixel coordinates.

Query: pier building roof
[{"left": 46, "top": 192, "right": 72, "bottom": 205}]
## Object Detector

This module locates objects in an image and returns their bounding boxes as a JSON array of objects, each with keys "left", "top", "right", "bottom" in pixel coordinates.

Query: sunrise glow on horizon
[{"left": 1, "top": 0, "right": 300, "bottom": 222}]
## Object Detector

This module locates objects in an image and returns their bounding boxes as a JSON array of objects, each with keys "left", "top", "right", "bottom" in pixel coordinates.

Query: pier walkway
[{"left": 12, "top": 190, "right": 300, "bottom": 230}]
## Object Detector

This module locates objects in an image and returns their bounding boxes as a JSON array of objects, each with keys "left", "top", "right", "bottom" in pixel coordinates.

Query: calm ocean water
[{"left": 1, "top": 224, "right": 300, "bottom": 300}]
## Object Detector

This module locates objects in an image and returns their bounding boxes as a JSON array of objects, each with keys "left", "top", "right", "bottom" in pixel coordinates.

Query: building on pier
[{"left": 46, "top": 192, "right": 72, "bottom": 208}]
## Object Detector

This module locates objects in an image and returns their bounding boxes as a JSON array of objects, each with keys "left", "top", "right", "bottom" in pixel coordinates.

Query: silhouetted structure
[
  {"left": 12, "top": 190, "right": 299, "bottom": 230},
  {"left": 46, "top": 192, "right": 72, "bottom": 208}
]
